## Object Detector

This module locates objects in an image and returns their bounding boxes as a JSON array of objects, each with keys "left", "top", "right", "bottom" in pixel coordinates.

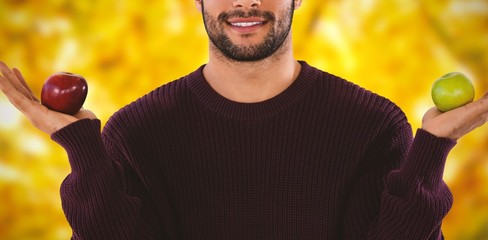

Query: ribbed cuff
[
  {"left": 51, "top": 118, "right": 109, "bottom": 173},
  {"left": 401, "top": 128, "right": 456, "bottom": 187}
]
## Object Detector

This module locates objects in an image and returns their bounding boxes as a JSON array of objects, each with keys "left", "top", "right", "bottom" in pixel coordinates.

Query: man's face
[{"left": 200, "top": 0, "right": 295, "bottom": 62}]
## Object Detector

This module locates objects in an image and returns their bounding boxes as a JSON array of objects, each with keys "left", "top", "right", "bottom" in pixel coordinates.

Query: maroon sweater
[{"left": 52, "top": 62, "right": 455, "bottom": 239}]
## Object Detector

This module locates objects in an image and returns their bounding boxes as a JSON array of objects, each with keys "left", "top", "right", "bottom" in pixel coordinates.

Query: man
[{"left": 0, "top": 0, "right": 487, "bottom": 239}]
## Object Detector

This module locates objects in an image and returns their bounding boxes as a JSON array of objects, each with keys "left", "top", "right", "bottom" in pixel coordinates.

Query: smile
[{"left": 230, "top": 22, "right": 264, "bottom": 27}]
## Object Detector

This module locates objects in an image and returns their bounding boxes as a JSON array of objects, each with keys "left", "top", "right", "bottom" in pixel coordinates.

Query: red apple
[{"left": 41, "top": 72, "right": 88, "bottom": 115}]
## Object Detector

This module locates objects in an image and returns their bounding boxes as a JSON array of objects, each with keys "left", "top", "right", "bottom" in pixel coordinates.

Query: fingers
[
  {"left": 0, "top": 62, "right": 41, "bottom": 116},
  {"left": 0, "top": 64, "right": 18, "bottom": 98},
  {"left": 13, "top": 67, "right": 39, "bottom": 102},
  {"left": 0, "top": 62, "right": 34, "bottom": 101},
  {"left": 475, "top": 92, "right": 488, "bottom": 124},
  {"left": 464, "top": 92, "right": 488, "bottom": 119},
  {"left": 0, "top": 74, "right": 37, "bottom": 115}
]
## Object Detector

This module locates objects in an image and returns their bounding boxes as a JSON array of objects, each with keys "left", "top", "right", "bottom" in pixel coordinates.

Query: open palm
[{"left": 0, "top": 61, "right": 96, "bottom": 135}]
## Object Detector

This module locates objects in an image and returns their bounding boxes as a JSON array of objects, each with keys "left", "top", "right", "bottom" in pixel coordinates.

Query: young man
[{"left": 1, "top": 0, "right": 487, "bottom": 239}]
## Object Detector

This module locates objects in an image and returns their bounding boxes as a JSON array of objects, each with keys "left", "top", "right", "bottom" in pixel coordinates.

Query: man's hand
[
  {"left": 0, "top": 61, "right": 96, "bottom": 135},
  {"left": 422, "top": 93, "right": 488, "bottom": 140}
]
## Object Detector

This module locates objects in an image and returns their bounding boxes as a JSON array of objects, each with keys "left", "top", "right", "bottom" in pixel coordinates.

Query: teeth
[{"left": 231, "top": 22, "right": 263, "bottom": 27}]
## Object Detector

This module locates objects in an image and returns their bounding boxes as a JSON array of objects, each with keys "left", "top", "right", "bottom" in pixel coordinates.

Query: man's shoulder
[
  {"left": 313, "top": 67, "right": 394, "bottom": 105},
  {"left": 103, "top": 68, "right": 200, "bottom": 136},
  {"left": 309, "top": 65, "right": 408, "bottom": 128},
  {"left": 118, "top": 78, "right": 188, "bottom": 118}
]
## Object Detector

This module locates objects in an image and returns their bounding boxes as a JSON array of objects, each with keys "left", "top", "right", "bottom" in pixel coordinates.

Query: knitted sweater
[{"left": 52, "top": 61, "right": 456, "bottom": 239}]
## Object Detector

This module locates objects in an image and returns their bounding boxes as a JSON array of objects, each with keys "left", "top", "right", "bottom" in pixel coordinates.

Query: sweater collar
[{"left": 186, "top": 61, "right": 318, "bottom": 121}]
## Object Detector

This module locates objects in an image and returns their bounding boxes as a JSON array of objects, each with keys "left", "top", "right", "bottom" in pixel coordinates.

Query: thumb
[
  {"left": 422, "top": 107, "right": 442, "bottom": 125},
  {"left": 73, "top": 108, "right": 97, "bottom": 120}
]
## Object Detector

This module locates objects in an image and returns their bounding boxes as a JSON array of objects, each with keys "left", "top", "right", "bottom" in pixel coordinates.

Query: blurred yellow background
[{"left": 0, "top": 0, "right": 487, "bottom": 239}]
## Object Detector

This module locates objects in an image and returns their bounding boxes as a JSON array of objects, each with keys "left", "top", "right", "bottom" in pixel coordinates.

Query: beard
[{"left": 202, "top": 1, "right": 295, "bottom": 62}]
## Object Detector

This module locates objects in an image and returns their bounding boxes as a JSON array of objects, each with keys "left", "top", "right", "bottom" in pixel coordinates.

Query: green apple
[{"left": 431, "top": 72, "right": 475, "bottom": 112}]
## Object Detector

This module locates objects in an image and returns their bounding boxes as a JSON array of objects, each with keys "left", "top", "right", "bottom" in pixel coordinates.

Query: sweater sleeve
[
  {"left": 51, "top": 119, "right": 157, "bottom": 240},
  {"left": 343, "top": 126, "right": 456, "bottom": 239}
]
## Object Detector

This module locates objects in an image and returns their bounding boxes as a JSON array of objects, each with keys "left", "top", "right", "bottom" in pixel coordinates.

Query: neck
[{"left": 203, "top": 37, "right": 301, "bottom": 103}]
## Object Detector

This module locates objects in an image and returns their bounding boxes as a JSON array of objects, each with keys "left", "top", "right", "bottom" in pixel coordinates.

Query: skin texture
[{"left": 0, "top": 0, "right": 487, "bottom": 139}]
